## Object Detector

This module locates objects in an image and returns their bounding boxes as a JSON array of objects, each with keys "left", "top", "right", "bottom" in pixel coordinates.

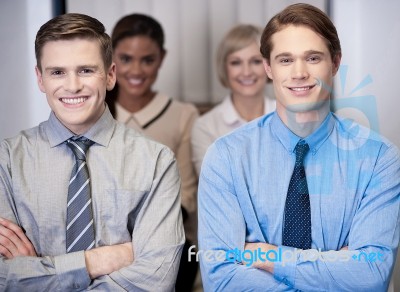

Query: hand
[
  {"left": 85, "top": 242, "right": 134, "bottom": 279},
  {"left": 244, "top": 242, "right": 277, "bottom": 273},
  {"left": 0, "top": 217, "right": 37, "bottom": 259}
]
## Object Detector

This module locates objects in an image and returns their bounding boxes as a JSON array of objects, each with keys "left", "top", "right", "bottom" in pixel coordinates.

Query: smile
[
  {"left": 238, "top": 78, "right": 257, "bottom": 86},
  {"left": 128, "top": 77, "right": 144, "bottom": 86},
  {"left": 60, "top": 97, "right": 88, "bottom": 104},
  {"left": 288, "top": 85, "right": 315, "bottom": 91}
]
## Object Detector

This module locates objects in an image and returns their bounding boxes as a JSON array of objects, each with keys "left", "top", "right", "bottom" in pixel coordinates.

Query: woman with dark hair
[{"left": 106, "top": 13, "right": 199, "bottom": 291}]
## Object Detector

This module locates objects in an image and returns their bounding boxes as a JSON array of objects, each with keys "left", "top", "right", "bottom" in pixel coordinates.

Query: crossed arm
[
  {"left": 0, "top": 217, "right": 133, "bottom": 279},
  {"left": 198, "top": 141, "right": 400, "bottom": 291},
  {"left": 0, "top": 145, "right": 184, "bottom": 290}
]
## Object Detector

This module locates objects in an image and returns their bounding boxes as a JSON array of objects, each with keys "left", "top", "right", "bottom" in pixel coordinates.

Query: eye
[
  {"left": 307, "top": 55, "right": 321, "bottom": 63},
  {"left": 80, "top": 68, "right": 94, "bottom": 74},
  {"left": 279, "top": 58, "right": 292, "bottom": 64},
  {"left": 51, "top": 70, "right": 64, "bottom": 76},
  {"left": 143, "top": 57, "right": 156, "bottom": 65},
  {"left": 119, "top": 55, "right": 131, "bottom": 64},
  {"left": 251, "top": 58, "right": 263, "bottom": 65},
  {"left": 228, "top": 60, "right": 241, "bottom": 66}
]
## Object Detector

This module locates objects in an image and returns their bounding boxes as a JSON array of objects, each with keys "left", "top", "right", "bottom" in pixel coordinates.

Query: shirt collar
[
  {"left": 270, "top": 111, "right": 335, "bottom": 155},
  {"left": 222, "top": 96, "right": 245, "bottom": 125},
  {"left": 45, "top": 105, "right": 116, "bottom": 148},
  {"left": 116, "top": 93, "right": 171, "bottom": 127},
  {"left": 222, "top": 95, "right": 272, "bottom": 126}
]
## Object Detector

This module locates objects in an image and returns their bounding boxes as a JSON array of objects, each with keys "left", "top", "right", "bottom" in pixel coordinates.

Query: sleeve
[
  {"left": 191, "top": 116, "right": 217, "bottom": 176},
  {"left": 176, "top": 105, "right": 199, "bottom": 221},
  {"left": 0, "top": 142, "right": 91, "bottom": 291},
  {"left": 198, "top": 141, "right": 295, "bottom": 291},
  {"left": 1, "top": 142, "right": 184, "bottom": 291},
  {"left": 102, "top": 147, "right": 185, "bottom": 291},
  {"left": 273, "top": 143, "right": 400, "bottom": 291}
]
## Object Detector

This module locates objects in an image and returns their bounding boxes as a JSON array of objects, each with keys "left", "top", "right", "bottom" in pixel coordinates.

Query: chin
[{"left": 286, "top": 99, "right": 329, "bottom": 113}]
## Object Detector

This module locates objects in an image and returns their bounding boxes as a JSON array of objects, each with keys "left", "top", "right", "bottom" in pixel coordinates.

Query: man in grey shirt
[{"left": 0, "top": 13, "right": 184, "bottom": 291}]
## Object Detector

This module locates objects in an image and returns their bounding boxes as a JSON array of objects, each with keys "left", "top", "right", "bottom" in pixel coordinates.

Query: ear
[
  {"left": 35, "top": 66, "right": 46, "bottom": 93},
  {"left": 263, "top": 59, "right": 273, "bottom": 80},
  {"left": 159, "top": 49, "right": 167, "bottom": 68},
  {"left": 332, "top": 53, "right": 342, "bottom": 76},
  {"left": 106, "top": 62, "right": 117, "bottom": 91}
]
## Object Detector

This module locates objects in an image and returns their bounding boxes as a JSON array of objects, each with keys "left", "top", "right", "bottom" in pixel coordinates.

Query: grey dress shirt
[{"left": 0, "top": 107, "right": 184, "bottom": 291}]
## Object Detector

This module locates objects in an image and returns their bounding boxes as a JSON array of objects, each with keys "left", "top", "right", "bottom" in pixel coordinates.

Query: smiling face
[
  {"left": 264, "top": 25, "right": 340, "bottom": 119},
  {"left": 226, "top": 42, "right": 267, "bottom": 100},
  {"left": 113, "top": 35, "right": 165, "bottom": 102},
  {"left": 36, "top": 38, "right": 116, "bottom": 135}
]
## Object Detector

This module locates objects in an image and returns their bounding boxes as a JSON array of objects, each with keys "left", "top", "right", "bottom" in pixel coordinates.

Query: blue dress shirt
[{"left": 198, "top": 111, "right": 400, "bottom": 291}]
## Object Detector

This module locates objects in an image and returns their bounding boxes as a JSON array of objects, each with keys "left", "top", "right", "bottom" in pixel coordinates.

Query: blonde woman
[{"left": 191, "top": 24, "right": 275, "bottom": 175}]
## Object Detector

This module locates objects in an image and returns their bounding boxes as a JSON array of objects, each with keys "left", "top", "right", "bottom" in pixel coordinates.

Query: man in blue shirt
[{"left": 198, "top": 3, "right": 400, "bottom": 291}]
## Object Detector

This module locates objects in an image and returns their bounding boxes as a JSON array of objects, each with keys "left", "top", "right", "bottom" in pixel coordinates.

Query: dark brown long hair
[{"left": 106, "top": 14, "right": 165, "bottom": 117}]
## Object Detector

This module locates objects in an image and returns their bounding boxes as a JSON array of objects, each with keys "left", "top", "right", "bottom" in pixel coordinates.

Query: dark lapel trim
[{"left": 142, "top": 98, "right": 173, "bottom": 129}]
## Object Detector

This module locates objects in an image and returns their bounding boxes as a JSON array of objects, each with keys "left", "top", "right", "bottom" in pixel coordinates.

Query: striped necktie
[
  {"left": 66, "top": 137, "right": 95, "bottom": 253},
  {"left": 282, "top": 140, "right": 312, "bottom": 249}
]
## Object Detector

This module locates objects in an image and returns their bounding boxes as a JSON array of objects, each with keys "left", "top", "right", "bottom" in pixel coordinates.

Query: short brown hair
[
  {"left": 217, "top": 24, "right": 263, "bottom": 87},
  {"left": 35, "top": 13, "right": 113, "bottom": 71},
  {"left": 260, "top": 3, "right": 341, "bottom": 63}
]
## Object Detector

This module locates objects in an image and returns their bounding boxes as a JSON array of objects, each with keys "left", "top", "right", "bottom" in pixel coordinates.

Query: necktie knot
[
  {"left": 67, "top": 137, "right": 94, "bottom": 161},
  {"left": 295, "top": 141, "right": 309, "bottom": 165}
]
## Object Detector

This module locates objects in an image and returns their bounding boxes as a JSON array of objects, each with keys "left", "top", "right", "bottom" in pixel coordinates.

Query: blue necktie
[
  {"left": 66, "top": 137, "right": 95, "bottom": 253},
  {"left": 282, "top": 140, "right": 311, "bottom": 249}
]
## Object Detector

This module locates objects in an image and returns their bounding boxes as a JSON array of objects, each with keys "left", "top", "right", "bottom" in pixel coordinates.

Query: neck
[
  {"left": 277, "top": 104, "right": 330, "bottom": 138},
  {"left": 117, "top": 89, "right": 156, "bottom": 113},
  {"left": 231, "top": 93, "right": 265, "bottom": 121}
]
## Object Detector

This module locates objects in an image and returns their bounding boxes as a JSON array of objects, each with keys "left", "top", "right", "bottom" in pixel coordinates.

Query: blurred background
[{"left": 0, "top": 0, "right": 399, "bottom": 290}]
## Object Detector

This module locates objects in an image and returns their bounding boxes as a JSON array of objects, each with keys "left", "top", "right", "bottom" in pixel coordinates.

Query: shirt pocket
[{"left": 95, "top": 189, "right": 147, "bottom": 246}]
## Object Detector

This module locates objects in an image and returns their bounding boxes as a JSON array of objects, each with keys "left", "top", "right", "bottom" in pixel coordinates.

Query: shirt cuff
[
  {"left": 273, "top": 246, "right": 298, "bottom": 288},
  {"left": 54, "top": 251, "right": 91, "bottom": 290}
]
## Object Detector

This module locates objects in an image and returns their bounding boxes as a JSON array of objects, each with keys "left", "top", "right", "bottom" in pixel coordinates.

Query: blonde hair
[{"left": 216, "top": 24, "right": 263, "bottom": 87}]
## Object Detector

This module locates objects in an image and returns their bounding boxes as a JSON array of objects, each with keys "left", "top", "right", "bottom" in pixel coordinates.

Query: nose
[
  {"left": 129, "top": 61, "right": 143, "bottom": 75},
  {"left": 291, "top": 60, "right": 309, "bottom": 80},
  {"left": 243, "top": 62, "right": 252, "bottom": 76},
  {"left": 65, "top": 73, "right": 83, "bottom": 93}
]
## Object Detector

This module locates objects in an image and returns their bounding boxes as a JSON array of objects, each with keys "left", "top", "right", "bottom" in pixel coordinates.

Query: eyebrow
[
  {"left": 44, "top": 65, "right": 99, "bottom": 72},
  {"left": 274, "top": 50, "right": 325, "bottom": 60},
  {"left": 117, "top": 53, "right": 156, "bottom": 59},
  {"left": 44, "top": 66, "right": 64, "bottom": 72}
]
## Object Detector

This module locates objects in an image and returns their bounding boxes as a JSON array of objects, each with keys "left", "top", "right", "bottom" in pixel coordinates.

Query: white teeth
[
  {"left": 291, "top": 87, "right": 310, "bottom": 91},
  {"left": 238, "top": 78, "right": 256, "bottom": 85},
  {"left": 61, "top": 97, "right": 87, "bottom": 104},
  {"left": 240, "top": 80, "right": 255, "bottom": 85},
  {"left": 128, "top": 78, "right": 143, "bottom": 85}
]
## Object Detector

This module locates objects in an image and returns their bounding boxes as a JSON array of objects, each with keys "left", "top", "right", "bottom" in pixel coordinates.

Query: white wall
[
  {"left": 332, "top": 0, "right": 400, "bottom": 148},
  {"left": 332, "top": 2, "right": 400, "bottom": 290},
  {"left": 0, "top": 0, "right": 52, "bottom": 141}
]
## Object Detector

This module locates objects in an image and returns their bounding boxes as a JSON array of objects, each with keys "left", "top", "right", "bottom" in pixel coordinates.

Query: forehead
[
  {"left": 227, "top": 41, "right": 261, "bottom": 59},
  {"left": 270, "top": 25, "right": 329, "bottom": 56},
  {"left": 40, "top": 38, "right": 103, "bottom": 68},
  {"left": 114, "top": 35, "right": 161, "bottom": 54}
]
